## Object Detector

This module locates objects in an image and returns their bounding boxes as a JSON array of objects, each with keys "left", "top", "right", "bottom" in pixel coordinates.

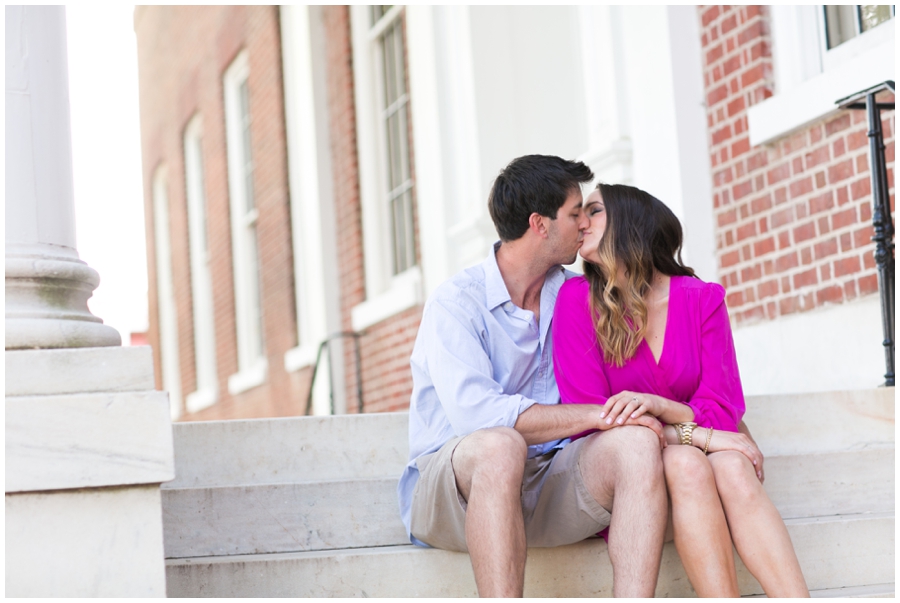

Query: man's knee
[{"left": 453, "top": 427, "right": 527, "bottom": 490}]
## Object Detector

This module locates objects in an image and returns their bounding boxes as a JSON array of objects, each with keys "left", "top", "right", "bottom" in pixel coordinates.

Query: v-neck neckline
[{"left": 643, "top": 276, "right": 674, "bottom": 368}]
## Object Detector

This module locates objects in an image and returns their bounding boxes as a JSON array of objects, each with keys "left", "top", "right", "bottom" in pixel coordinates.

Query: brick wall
[
  {"left": 135, "top": 6, "right": 312, "bottom": 421},
  {"left": 698, "top": 5, "right": 894, "bottom": 325},
  {"left": 322, "top": 7, "right": 420, "bottom": 413}
]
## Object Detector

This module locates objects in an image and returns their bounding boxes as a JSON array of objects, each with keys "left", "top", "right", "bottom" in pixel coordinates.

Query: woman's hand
[
  {"left": 706, "top": 428, "right": 765, "bottom": 482},
  {"left": 600, "top": 391, "right": 664, "bottom": 425},
  {"left": 594, "top": 406, "right": 667, "bottom": 450}
]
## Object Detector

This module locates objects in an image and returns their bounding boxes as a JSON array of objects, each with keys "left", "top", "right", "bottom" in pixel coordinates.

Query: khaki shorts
[{"left": 409, "top": 433, "right": 612, "bottom": 552}]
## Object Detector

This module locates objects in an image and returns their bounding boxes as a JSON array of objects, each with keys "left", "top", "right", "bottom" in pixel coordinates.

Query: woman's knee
[
  {"left": 708, "top": 451, "right": 761, "bottom": 502},
  {"left": 663, "top": 446, "right": 715, "bottom": 495}
]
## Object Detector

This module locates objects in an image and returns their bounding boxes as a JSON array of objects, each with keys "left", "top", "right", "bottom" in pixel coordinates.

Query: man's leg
[
  {"left": 451, "top": 427, "right": 528, "bottom": 597},
  {"left": 579, "top": 426, "right": 667, "bottom": 597}
]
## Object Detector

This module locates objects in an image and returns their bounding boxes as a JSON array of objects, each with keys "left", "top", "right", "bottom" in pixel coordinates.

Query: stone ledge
[
  {"left": 5, "top": 346, "right": 155, "bottom": 396},
  {"left": 6, "top": 390, "right": 175, "bottom": 493}
]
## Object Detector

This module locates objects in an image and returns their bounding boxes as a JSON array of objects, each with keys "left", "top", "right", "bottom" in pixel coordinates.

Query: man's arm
[{"left": 515, "top": 403, "right": 666, "bottom": 448}]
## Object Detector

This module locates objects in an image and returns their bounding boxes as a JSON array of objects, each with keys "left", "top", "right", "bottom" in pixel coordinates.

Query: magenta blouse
[{"left": 552, "top": 275, "right": 745, "bottom": 437}]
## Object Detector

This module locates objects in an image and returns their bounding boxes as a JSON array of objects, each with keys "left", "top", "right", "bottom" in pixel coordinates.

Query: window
[
  {"left": 151, "top": 167, "right": 182, "bottom": 419},
  {"left": 223, "top": 51, "right": 267, "bottom": 394},
  {"left": 183, "top": 115, "right": 218, "bottom": 412},
  {"left": 350, "top": 5, "right": 423, "bottom": 331},
  {"left": 824, "top": 5, "right": 894, "bottom": 49},
  {"left": 372, "top": 6, "right": 416, "bottom": 276},
  {"left": 749, "top": 5, "right": 895, "bottom": 145}
]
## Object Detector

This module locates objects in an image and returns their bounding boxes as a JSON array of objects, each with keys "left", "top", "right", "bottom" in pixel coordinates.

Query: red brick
[
  {"left": 702, "top": 5, "right": 721, "bottom": 27},
  {"left": 816, "top": 285, "right": 843, "bottom": 305},
  {"left": 840, "top": 232, "right": 852, "bottom": 252},
  {"left": 853, "top": 225, "right": 874, "bottom": 248},
  {"left": 727, "top": 96, "right": 745, "bottom": 117},
  {"left": 733, "top": 179, "right": 754, "bottom": 200},
  {"left": 832, "top": 207, "right": 857, "bottom": 229},
  {"left": 847, "top": 129, "right": 868, "bottom": 151},
  {"left": 858, "top": 274, "right": 879, "bottom": 295},
  {"left": 844, "top": 279, "right": 858, "bottom": 300},
  {"left": 792, "top": 268, "right": 818, "bottom": 289},
  {"left": 860, "top": 200, "right": 872, "bottom": 221},
  {"left": 808, "top": 191, "right": 834, "bottom": 215},
  {"left": 834, "top": 256, "right": 862, "bottom": 277},
  {"left": 767, "top": 162, "right": 791, "bottom": 185},
  {"left": 740, "top": 63, "right": 766, "bottom": 87},
  {"left": 837, "top": 186, "right": 850, "bottom": 205},
  {"left": 828, "top": 159, "right": 854, "bottom": 184},
  {"left": 800, "top": 247, "right": 813, "bottom": 265},
  {"left": 726, "top": 290, "right": 745, "bottom": 308},
  {"left": 714, "top": 167, "right": 734, "bottom": 186},
  {"left": 777, "top": 230, "right": 791, "bottom": 249},
  {"left": 825, "top": 114, "right": 851, "bottom": 136},
  {"left": 741, "top": 264, "right": 762, "bottom": 282},
  {"left": 814, "top": 237, "right": 838, "bottom": 260},
  {"left": 706, "top": 43, "right": 725, "bottom": 65},
  {"left": 707, "top": 84, "right": 729, "bottom": 107},
  {"left": 815, "top": 171, "right": 827, "bottom": 188},
  {"left": 805, "top": 144, "right": 830, "bottom": 168},
  {"left": 758, "top": 279, "right": 779, "bottom": 299},
  {"left": 775, "top": 251, "right": 799, "bottom": 272},
  {"left": 721, "top": 14, "right": 738, "bottom": 34},
  {"left": 833, "top": 137, "right": 846, "bottom": 157},
  {"left": 746, "top": 150, "right": 767, "bottom": 171},
  {"left": 820, "top": 263, "right": 831, "bottom": 280},
  {"left": 737, "top": 221, "right": 758, "bottom": 241},
  {"left": 809, "top": 124, "right": 823, "bottom": 143},
  {"left": 779, "top": 295, "right": 799, "bottom": 315},
  {"left": 789, "top": 177, "right": 814, "bottom": 199},
  {"left": 771, "top": 206, "right": 794, "bottom": 228},
  {"left": 718, "top": 208, "right": 738, "bottom": 227},
  {"left": 774, "top": 187, "right": 788, "bottom": 205},
  {"left": 749, "top": 40, "right": 769, "bottom": 60},
  {"left": 712, "top": 124, "right": 733, "bottom": 145},
  {"left": 721, "top": 250, "right": 741, "bottom": 268},
  {"left": 732, "top": 136, "right": 751, "bottom": 157},
  {"left": 851, "top": 177, "right": 871, "bottom": 201},
  {"left": 754, "top": 236, "right": 775, "bottom": 257},
  {"left": 737, "top": 20, "right": 765, "bottom": 45},
  {"left": 723, "top": 54, "right": 741, "bottom": 76}
]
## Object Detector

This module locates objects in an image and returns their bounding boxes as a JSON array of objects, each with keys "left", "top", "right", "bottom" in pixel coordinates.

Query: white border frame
[
  {"left": 151, "top": 166, "right": 183, "bottom": 419},
  {"left": 183, "top": 115, "right": 218, "bottom": 413},
  {"left": 350, "top": 5, "right": 423, "bottom": 332},
  {"left": 223, "top": 49, "right": 267, "bottom": 395},
  {"left": 750, "top": 7, "right": 894, "bottom": 146}
]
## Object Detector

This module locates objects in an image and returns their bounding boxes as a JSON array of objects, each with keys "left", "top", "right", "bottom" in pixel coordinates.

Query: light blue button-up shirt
[{"left": 398, "top": 243, "right": 572, "bottom": 546}]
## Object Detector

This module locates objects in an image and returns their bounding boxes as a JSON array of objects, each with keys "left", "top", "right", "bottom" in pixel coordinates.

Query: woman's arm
[
  {"left": 599, "top": 390, "right": 694, "bottom": 426},
  {"left": 661, "top": 422, "right": 764, "bottom": 482}
]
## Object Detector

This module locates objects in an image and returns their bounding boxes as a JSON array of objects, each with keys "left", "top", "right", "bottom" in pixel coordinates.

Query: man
[{"left": 398, "top": 155, "right": 668, "bottom": 597}]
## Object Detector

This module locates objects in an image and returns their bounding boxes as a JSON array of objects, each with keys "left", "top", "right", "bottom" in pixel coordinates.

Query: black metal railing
[
  {"left": 837, "top": 81, "right": 895, "bottom": 386},
  {"left": 304, "top": 331, "right": 365, "bottom": 415}
]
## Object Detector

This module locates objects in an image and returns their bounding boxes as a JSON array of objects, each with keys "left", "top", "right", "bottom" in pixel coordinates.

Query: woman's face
[{"left": 579, "top": 189, "right": 607, "bottom": 264}]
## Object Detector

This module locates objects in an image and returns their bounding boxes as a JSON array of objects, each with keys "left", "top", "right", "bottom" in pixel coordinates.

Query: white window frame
[
  {"left": 749, "top": 5, "right": 894, "bottom": 146},
  {"left": 223, "top": 50, "right": 267, "bottom": 395},
  {"left": 183, "top": 115, "right": 218, "bottom": 413},
  {"left": 350, "top": 5, "right": 423, "bottom": 332},
  {"left": 151, "top": 167, "right": 183, "bottom": 420}
]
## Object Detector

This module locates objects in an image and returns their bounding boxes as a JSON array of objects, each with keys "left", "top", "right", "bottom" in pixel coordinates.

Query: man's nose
[{"left": 579, "top": 212, "right": 589, "bottom": 230}]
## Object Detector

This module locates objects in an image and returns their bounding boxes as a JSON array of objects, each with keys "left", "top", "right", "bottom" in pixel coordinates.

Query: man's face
[{"left": 546, "top": 189, "right": 588, "bottom": 265}]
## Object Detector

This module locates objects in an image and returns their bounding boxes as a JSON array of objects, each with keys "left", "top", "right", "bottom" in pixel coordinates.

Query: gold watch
[{"left": 673, "top": 422, "right": 698, "bottom": 446}]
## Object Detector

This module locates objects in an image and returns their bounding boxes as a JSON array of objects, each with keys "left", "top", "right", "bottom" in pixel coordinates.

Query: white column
[{"left": 5, "top": 5, "right": 120, "bottom": 349}]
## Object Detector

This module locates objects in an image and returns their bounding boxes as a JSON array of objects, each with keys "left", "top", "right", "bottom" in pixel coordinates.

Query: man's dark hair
[{"left": 487, "top": 155, "right": 594, "bottom": 242}]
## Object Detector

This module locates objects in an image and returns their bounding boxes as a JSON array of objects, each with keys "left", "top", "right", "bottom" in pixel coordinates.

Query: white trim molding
[
  {"left": 151, "top": 167, "right": 182, "bottom": 419},
  {"left": 223, "top": 49, "right": 267, "bottom": 394},
  {"left": 750, "top": 9, "right": 894, "bottom": 146},
  {"left": 350, "top": 5, "right": 425, "bottom": 330},
  {"left": 182, "top": 114, "right": 218, "bottom": 413}
]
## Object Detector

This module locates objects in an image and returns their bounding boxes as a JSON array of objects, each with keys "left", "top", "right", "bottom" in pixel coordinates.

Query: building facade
[{"left": 135, "top": 5, "right": 894, "bottom": 421}]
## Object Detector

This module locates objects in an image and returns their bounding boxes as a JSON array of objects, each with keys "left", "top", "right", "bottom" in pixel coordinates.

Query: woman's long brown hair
[{"left": 584, "top": 183, "right": 696, "bottom": 366}]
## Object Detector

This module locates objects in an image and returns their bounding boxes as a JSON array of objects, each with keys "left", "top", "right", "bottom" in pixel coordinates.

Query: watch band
[{"left": 674, "top": 422, "right": 698, "bottom": 446}]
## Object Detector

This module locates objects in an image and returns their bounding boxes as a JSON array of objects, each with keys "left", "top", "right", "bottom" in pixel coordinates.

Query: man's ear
[{"left": 528, "top": 212, "right": 549, "bottom": 239}]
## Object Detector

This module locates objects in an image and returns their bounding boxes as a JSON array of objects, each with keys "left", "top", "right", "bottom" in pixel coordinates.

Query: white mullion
[
  {"left": 183, "top": 115, "right": 218, "bottom": 413},
  {"left": 368, "top": 5, "right": 404, "bottom": 41},
  {"left": 224, "top": 50, "right": 267, "bottom": 394},
  {"left": 152, "top": 167, "right": 183, "bottom": 419}
]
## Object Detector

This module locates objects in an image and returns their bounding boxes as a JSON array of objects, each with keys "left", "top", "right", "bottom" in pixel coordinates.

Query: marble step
[
  {"left": 161, "top": 447, "right": 893, "bottom": 558},
  {"left": 754, "top": 582, "right": 894, "bottom": 598},
  {"left": 167, "top": 388, "right": 894, "bottom": 489},
  {"left": 165, "top": 512, "right": 894, "bottom": 597}
]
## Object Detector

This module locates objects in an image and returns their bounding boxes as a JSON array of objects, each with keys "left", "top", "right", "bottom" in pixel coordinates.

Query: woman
[{"left": 552, "top": 183, "right": 809, "bottom": 597}]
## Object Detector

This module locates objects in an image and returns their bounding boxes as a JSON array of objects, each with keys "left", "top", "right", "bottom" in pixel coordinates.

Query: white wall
[{"left": 733, "top": 295, "right": 888, "bottom": 395}]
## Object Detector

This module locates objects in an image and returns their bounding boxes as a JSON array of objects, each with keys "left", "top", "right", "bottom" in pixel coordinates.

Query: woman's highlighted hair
[{"left": 584, "top": 183, "right": 696, "bottom": 366}]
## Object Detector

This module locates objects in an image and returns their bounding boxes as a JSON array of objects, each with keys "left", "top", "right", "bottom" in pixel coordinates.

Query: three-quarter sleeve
[
  {"left": 684, "top": 283, "right": 745, "bottom": 432},
  {"left": 552, "top": 279, "right": 611, "bottom": 409}
]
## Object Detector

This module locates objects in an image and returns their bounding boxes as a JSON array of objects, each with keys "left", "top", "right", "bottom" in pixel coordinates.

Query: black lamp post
[{"left": 836, "top": 81, "right": 895, "bottom": 387}]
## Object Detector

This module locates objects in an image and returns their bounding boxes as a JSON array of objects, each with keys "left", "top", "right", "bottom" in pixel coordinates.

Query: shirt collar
[
  {"left": 484, "top": 241, "right": 569, "bottom": 312},
  {"left": 484, "top": 241, "right": 511, "bottom": 310}
]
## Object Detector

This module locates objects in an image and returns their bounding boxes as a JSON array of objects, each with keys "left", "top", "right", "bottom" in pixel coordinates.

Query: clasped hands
[{"left": 595, "top": 390, "right": 765, "bottom": 482}]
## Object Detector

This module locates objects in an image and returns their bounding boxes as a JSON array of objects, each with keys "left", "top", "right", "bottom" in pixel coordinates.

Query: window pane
[
  {"left": 387, "top": 112, "right": 402, "bottom": 190},
  {"left": 859, "top": 5, "right": 893, "bottom": 31},
  {"left": 246, "top": 224, "right": 265, "bottom": 360},
  {"left": 397, "top": 104, "right": 410, "bottom": 184},
  {"left": 371, "top": 5, "right": 392, "bottom": 25},
  {"left": 239, "top": 80, "right": 255, "bottom": 213},
  {"left": 382, "top": 25, "right": 398, "bottom": 108},
  {"left": 824, "top": 5, "right": 859, "bottom": 49},
  {"left": 392, "top": 21, "right": 407, "bottom": 99}
]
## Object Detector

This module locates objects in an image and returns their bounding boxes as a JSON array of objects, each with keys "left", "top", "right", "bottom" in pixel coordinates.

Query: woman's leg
[
  {"left": 708, "top": 451, "right": 810, "bottom": 597},
  {"left": 663, "top": 445, "right": 739, "bottom": 597}
]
